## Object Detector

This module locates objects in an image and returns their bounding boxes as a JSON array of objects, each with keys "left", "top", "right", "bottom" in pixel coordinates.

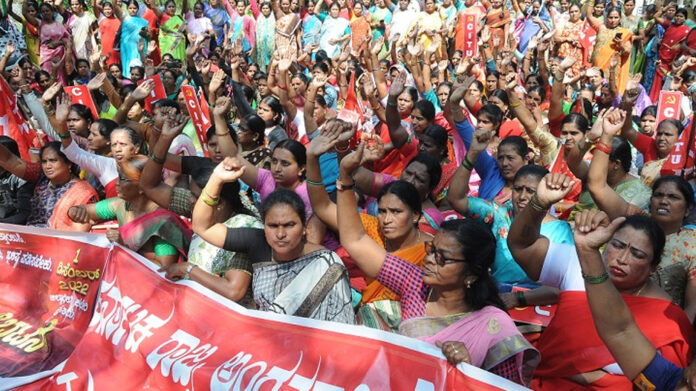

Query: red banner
[
  {"left": 17, "top": 244, "right": 527, "bottom": 391},
  {"left": 461, "top": 13, "right": 478, "bottom": 58},
  {"left": 182, "top": 85, "right": 210, "bottom": 157},
  {"left": 139, "top": 74, "right": 167, "bottom": 115},
  {"left": 579, "top": 20, "right": 597, "bottom": 67},
  {"left": 0, "top": 224, "right": 110, "bottom": 389},
  {"left": 63, "top": 85, "right": 99, "bottom": 120},
  {"left": 656, "top": 90, "right": 683, "bottom": 124},
  {"left": 660, "top": 117, "right": 696, "bottom": 178},
  {"left": 509, "top": 287, "right": 557, "bottom": 327},
  {"left": 0, "top": 77, "right": 38, "bottom": 160}
]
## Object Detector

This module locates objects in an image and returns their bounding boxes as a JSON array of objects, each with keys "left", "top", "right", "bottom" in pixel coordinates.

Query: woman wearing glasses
[{"left": 336, "top": 142, "right": 539, "bottom": 386}]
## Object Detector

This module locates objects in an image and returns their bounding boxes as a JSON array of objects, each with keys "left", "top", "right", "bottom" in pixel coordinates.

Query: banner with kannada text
[
  {"left": 0, "top": 224, "right": 111, "bottom": 390},
  {"left": 19, "top": 244, "right": 528, "bottom": 391}
]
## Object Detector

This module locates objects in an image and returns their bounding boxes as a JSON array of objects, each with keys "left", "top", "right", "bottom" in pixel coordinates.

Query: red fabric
[
  {"left": 633, "top": 132, "right": 659, "bottom": 162},
  {"left": 0, "top": 76, "right": 38, "bottom": 160},
  {"left": 142, "top": 9, "right": 161, "bottom": 65},
  {"left": 532, "top": 291, "right": 693, "bottom": 390},
  {"left": 661, "top": 114, "right": 696, "bottom": 178},
  {"left": 104, "top": 178, "right": 118, "bottom": 199},
  {"left": 549, "top": 114, "right": 565, "bottom": 138},
  {"left": 499, "top": 119, "right": 523, "bottom": 139},
  {"left": 371, "top": 123, "right": 418, "bottom": 177}
]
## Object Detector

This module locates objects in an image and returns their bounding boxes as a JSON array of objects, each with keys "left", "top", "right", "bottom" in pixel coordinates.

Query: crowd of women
[{"left": 4, "top": 0, "right": 696, "bottom": 388}]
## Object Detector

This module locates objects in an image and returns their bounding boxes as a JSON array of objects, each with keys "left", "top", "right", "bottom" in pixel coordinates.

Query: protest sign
[
  {"left": 579, "top": 20, "right": 597, "bottom": 67},
  {"left": 461, "top": 14, "right": 478, "bottom": 58},
  {"left": 656, "top": 90, "right": 683, "bottom": 124},
  {"left": 63, "top": 85, "right": 99, "bottom": 120},
  {"left": 0, "top": 76, "right": 37, "bottom": 160},
  {"left": 182, "top": 85, "right": 210, "bottom": 157},
  {"left": 139, "top": 74, "right": 167, "bottom": 115}
]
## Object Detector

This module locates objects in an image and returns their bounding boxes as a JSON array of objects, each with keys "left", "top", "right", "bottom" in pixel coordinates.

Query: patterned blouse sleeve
[{"left": 377, "top": 253, "right": 429, "bottom": 319}]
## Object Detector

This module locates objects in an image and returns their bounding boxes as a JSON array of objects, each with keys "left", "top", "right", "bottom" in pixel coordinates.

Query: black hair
[
  {"left": 606, "top": 5, "right": 621, "bottom": 16},
  {"left": 70, "top": 104, "right": 95, "bottom": 122},
  {"left": 125, "top": 0, "right": 140, "bottom": 8},
  {"left": 609, "top": 135, "right": 632, "bottom": 173},
  {"left": 378, "top": 180, "right": 423, "bottom": 219},
  {"left": 75, "top": 58, "right": 90, "bottom": 69},
  {"left": 260, "top": 95, "right": 284, "bottom": 126},
  {"left": 478, "top": 104, "right": 504, "bottom": 130},
  {"left": 94, "top": 119, "right": 118, "bottom": 139},
  {"left": 328, "top": 1, "right": 341, "bottom": 10},
  {"left": 421, "top": 125, "right": 448, "bottom": 151},
  {"left": 470, "top": 80, "right": 484, "bottom": 92},
  {"left": 527, "top": 85, "right": 547, "bottom": 102},
  {"left": 641, "top": 105, "right": 657, "bottom": 118},
  {"left": 439, "top": 219, "right": 506, "bottom": 311},
  {"left": 486, "top": 69, "right": 500, "bottom": 79},
  {"left": 261, "top": 189, "right": 306, "bottom": 224},
  {"left": 315, "top": 50, "right": 330, "bottom": 65},
  {"left": 34, "top": 70, "right": 51, "bottom": 84},
  {"left": 436, "top": 81, "right": 452, "bottom": 93},
  {"left": 658, "top": 118, "right": 684, "bottom": 136},
  {"left": 652, "top": 175, "right": 695, "bottom": 211},
  {"left": 315, "top": 95, "right": 327, "bottom": 108},
  {"left": 130, "top": 65, "right": 145, "bottom": 76},
  {"left": 525, "top": 73, "right": 544, "bottom": 87},
  {"left": 254, "top": 71, "right": 268, "bottom": 82},
  {"left": 273, "top": 139, "right": 306, "bottom": 168},
  {"left": 243, "top": 113, "right": 266, "bottom": 146},
  {"left": 41, "top": 142, "right": 80, "bottom": 177},
  {"left": 192, "top": 166, "right": 253, "bottom": 216},
  {"left": 312, "top": 62, "right": 330, "bottom": 74},
  {"left": 513, "top": 164, "right": 548, "bottom": 182},
  {"left": 499, "top": 136, "right": 529, "bottom": 160},
  {"left": 489, "top": 89, "right": 510, "bottom": 106},
  {"left": 412, "top": 100, "right": 436, "bottom": 122},
  {"left": 406, "top": 152, "right": 442, "bottom": 192},
  {"left": 240, "top": 84, "right": 255, "bottom": 103},
  {"left": 615, "top": 215, "right": 665, "bottom": 268},
  {"left": 111, "top": 126, "right": 144, "bottom": 153},
  {"left": 676, "top": 7, "right": 689, "bottom": 17},
  {"left": 0, "top": 136, "right": 20, "bottom": 158},
  {"left": 401, "top": 86, "right": 419, "bottom": 105},
  {"left": 683, "top": 69, "right": 696, "bottom": 84},
  {"left": 291, "top": 73, "right": 309, "bottom": 86},
  {"left": 561, "top": 113, "right": 590, "bottom": 134}
]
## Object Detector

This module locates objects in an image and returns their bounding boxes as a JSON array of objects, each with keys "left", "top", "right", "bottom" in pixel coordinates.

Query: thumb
[
  {"left": 435, "top": 340, "right": 443, "bottom": 348},
  {"left": 607, "top": 216, "right": 626, "bottom": 232}
]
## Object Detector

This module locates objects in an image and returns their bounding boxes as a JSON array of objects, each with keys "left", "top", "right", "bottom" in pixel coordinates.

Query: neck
[
  {"left": 50, "top": 174, "right": 73, "bottom": 186},
  {"left": 619, "top": 280, "right": 649, "bottom": 296},
  {"left": 660, "top": 220, "right": 682, "bottom": 236},
  {"left": 125, "top": 196, "right": 152, "bottom": 214},
  {"left": 608, "top": 170, "right": 630, "bottom": 188},
  {"left": 278, "top": 180, "right": 301, "bottom": 191},
  {"left": 385, "top": 227, "right": 419, "bottom": 252},
  {"left": 273, "top": 242, "right": 305, "bottom": 262},
  {"left": 431, "top": 287, "right": 471, "bottom": 313}
]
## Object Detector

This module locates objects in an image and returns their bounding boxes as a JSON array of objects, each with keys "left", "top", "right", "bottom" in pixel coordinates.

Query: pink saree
[{"left": 39, "top": 21, "right": 71, "bottom": 85}]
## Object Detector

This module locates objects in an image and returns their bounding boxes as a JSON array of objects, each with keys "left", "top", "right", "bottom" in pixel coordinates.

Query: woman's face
[
  {"left": 261, "top": 3, "right": 271, "bottom": 16},
  {"left": 67, "top": 110, "right": 91, "bottom": 137},
  {"left": 162, "top": 71, "right": 176, "bottom": 90},
  {"left": 210, "top": 0, "right": 220, "bottom": 7},
  {"left": 70, "top": 0, "right": 83, "bottom": 14},
  {"left": 128, "top": 101, "right": 144, "bottom": 120},
  {"left": 604, "top": 226, "right": 654, "bottom": 292},
  {"left": 257, "top": 79, "right": 269, "bottom": 97},
  {"left": 77, "top": 62, "right": 90, "bottom": 78},
  {"left": 655, "top": 122, "right": 679, "bottom": 157},
  {"left": 592, "top": 2, "right": 605, "bottom": 17},
  {"left": 640, "top": 114, "right": 656, "bottom": 136},
  {"left": 397, "top": 91, "right": 414, "bottom": 114},
  {"left": 116, "top": 168, "right": 141, "bottom": 200},
  {"left": 606, "top": 10, "right": 621, "bottom": 29},
  {"left": 487, "top": 96, "right": 508, "bottom": 114},
  {"left": 560, "top": 122, "right": 584, "bottom": 151},
  {"left": 290, "top": 0, "right": 299, "bottom": 11},
  {"left": 329, "top": 4, "right": 340, "bottom": 18},
  {"left": 290, "top": 76, "right": 306, "bottom": 95},
  {"left": 422, "top": 231, "right": 467, "bottom": 287},
  {"left": 410, "top": 108, "right": 429, "bottom": 133},
  {"left": 41, "top": 148, "right": 72, "bottom": 184},
  {"left": 674, "top": 11, "right": 686, "bottom": 26},
  {"left": 127, "top": 2, "right": 138, "bottom": 16},
  {"left": 236, "top": 120, "right": 258, "bottom": 148},
  {"left": 559, "top": 0, "right": 569, "bottom": 12},
  {"left": 524, "top": 90, "right": 542, "bottom": 108},
  {"left": 650, "top": 181, "right": 691, "bottom": 228},
  {"left": 40, "top": 5, "right": 54, "bottom": 21},
  {"left": 378, "top": 193, "right": 418, "bottom": 241},
  {"left": 109, "top": 65, "right": 122, "bottom": 79},
  {"left": 247, "top": 65, "right": 258, "bottom": 80},
  {"left": 417, "top": 134, "right": 444, "bottom": 160},
  {"left": 194, "top": 3, "right": 204, "bottom": 17},
  {"left": 436, "top": 86, "right": 451, "bottom": 108},
  {"left": 166, "top": 2, "right": 177, "bottom": 15},
  {"left": 511, "top": 175, "right": 540, "bottom": 215},
  {"left": 264, "top": 204, "right": 305, "bottom": 259},
  {"left": 206, "top": 135, "right": 225, "bottom": 163},
  {"left": 497, "top": 144, "right": 526, "bottom": 182},
  {"left": 103, "top": 4, "right": 114, "bottom": 17},
  {"left": 623, "top": 1, "right": 635, "bottom": 15},
  {"left": 665, "top": 5, "right": 676, "bottom": 20},
  {"left": 466, "top": 84, "right": 482, "bottom": 102},
  {"left": 27, "top": 5, "right": 38, "bottom": 18},
  {"left": 486, "top": 75, "right": 497, "bottom": 92},
  {"left": 87, "top": 123, "right": 109, "bottom": 152},
  {"left": 280, "top": 0, "right": 290, "bottom": 13},
  {"left": 110, "top": 130, "right": 139, "bottom": 163},
  {"left": 236, "top": 2, "right": 245, "bottom": 15},
  {"left": 353, "top": 2, "right": 362, "bottom": 15},
  {"left": 271, "top": 148, "right": 304, "bottom": 187},
  {"left": 257, "top": 102, "right": 276, "bottom": 125},
  {"left": 424, "top": 0, "right": 435, "bottom": 12},
  {"left": 490, "top": 0, "right": 501, "bottom": 8},
  {"left": 38, "top": 74, "right": 51, "bottom": 90},
  {"left": 400, "top": 161, "right": 431, "bottom": 200},
  {"left": 569, "top": 5, "right": 581, "bottom": 21}
]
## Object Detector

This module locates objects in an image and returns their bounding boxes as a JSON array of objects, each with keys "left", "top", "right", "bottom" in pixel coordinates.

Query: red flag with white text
[
  {"left": 181, "top": 85, "right": 210, "bottom": 157},
  {"left": 0, "top": 77, "right": 38, "bottom": 160},
  {"left": 660, "top": 115, "right": 696, "bottom": 178},
  {"left": 63, "top": 85, "right": 99, "bottom": 120}
]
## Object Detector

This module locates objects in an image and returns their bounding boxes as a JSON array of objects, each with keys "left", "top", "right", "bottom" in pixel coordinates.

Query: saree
[
  {"left": 591, "top": 27, "right": 633, "bottom": 93},
  {"left": 253, "top": 249, "right": 356, "bottom": 324},
  {"left": 622, "top": 14, "right": 641, "bottom": 70},
  {"left": 120, "top": 15, "right": 149, "bottom": 78},
  {"left": 302, "top": 13, "right": 322, "bottom": 48},
  {"left": 67, "top": 12, "right": 96, "bottom": 60},
  {"left": 649, "top": 23, "right": 691, "bottom": 102},
  {"left": 431, "top": 159, "right": 457, "bottom": 203},
  {"left": 159, "top": 14, "right": 186, "bottom": 63},
  {"left": 204, "top": 3, "right": 230, "bottom": 46},
  {"left": 255, "top": 14, "right": 275, "bottom": 72},
  {"left": 513, "top": 7, "right": 551, "bottom": 56},
  {"left": 99, "top": 16, "right": 121, "bottom": 67},
  {"left": 640, "top": 157, "right": 665, "bottom": 187},
  {"left": 230, "top": 14, "right": 255, "bottom": 53},
  {"left": 23, "top": 21, "right": 40, "bottom": 65},
  {"left": 119, "top": 208, "right": 192, "bottom": 258},
  {"left": 650, "top": 228, "right": 696, "bottom": 307},
  {"left": 532, "top": 291, "right": 693, "bottom": 390},
  {"left": 556, "top": 19, "right": 584, "bottom": 77},
  {"left": 350, "top": 15, "right": 370, "bottom": 53},
  {"left": 39, "top": 21, "right": 71, "bottom": 85},
  {"left": 48, "top": 180, "right": 98, "bottom": 231},
  {"left": 570, "top": 177, "right": 651, "bottom": 221},
  {"left": 319, "top": 16, "right": 349, "bottom": 58},
  {"left": 275, "top": 13, "right": 301, "bottom": 60},
  {"left": 485, "top": 6, "right": 511, "bottom": 52},
  {"left": 411, "top": 11, "right": 443, "bottom": 53},
  {"left": 642, "top": 23, "right": 664, "bottom": 93},
  {"left": 400, "top": 306, "right": 540, "bottom": 385}
]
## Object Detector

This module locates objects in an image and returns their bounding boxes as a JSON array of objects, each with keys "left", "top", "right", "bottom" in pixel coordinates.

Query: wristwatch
[
  {"left": 335, "top": 179, "right": 355, "bottom": 191},
  {"left": 184, "top": 263, "right": 196, "bottom": 280}
]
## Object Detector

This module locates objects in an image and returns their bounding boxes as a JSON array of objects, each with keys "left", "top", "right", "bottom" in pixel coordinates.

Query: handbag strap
[{"left": 294, "top": 263, "right": 345, "bottom": 318}]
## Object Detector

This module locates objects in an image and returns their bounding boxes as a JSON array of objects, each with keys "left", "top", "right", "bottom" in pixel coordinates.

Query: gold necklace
[{"left": 634, "top": 281, "right": 648, "bottom": 296}]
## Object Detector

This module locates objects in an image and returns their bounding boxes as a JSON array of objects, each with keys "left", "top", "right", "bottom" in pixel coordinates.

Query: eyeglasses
[{"left": 424, "top": 241, "right": 466, "bottom": 267}]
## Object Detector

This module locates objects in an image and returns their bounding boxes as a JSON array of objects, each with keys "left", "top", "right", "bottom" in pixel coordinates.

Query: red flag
[
  {"left": 0, "top": 77, "right": 38, "bottom": 160},
  {"left": 138, "top": 74, "right": 167, "bottom": 115},
  {"left": 461, "top": 13, "right": 479, "bottom": 58},
  {"left": 579, "top": 20, "right": 597, "bottom": 67},
  {"left": 656, "top": 90, "right": 683, "bottom": 124},
  {"left": 198, "top": 87, "right": 211, "bottom": 124},
  {"left": 338, "top": 72, "right": 368, "bottom": 147},
  {"left": 660, "top": 116, "right": 696, "bottom": 178},
  {"left": 181, "top": 85, "right": 210, "bottom": 157},
  {"left": 549, "top": 139, "right": 566, "bottom": 173},
  {"left": 63, "top": 85, "right": 99, "bottom": 120}
]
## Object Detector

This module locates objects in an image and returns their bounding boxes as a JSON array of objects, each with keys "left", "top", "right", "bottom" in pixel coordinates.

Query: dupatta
[
  {"left": 119, "top": 208, "right": 192, "bottom": 257},
  {"left": 158, "top": 14, "right": 186, "bottom": 62},
  {"left": 48, "top": 180, "right": 98, "bottom": 231}
]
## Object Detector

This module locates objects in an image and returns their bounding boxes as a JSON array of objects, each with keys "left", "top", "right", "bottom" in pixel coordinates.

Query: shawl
[
  {"left": 48, "top": 180, "right": 98, "bottom": 231},
  {"left": 119, "top": 208, "right": 192, "bottom": 257}
]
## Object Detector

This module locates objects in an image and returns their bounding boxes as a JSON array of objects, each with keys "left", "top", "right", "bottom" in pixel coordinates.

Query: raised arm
[
  {"left": 587, "top": 108, "right": 631, "bottom": 220},
  {"left": 337, "top": 143, "right": 388, "bottom": 278},
  {"left": 22, "top": 0, "right": 40, "bottom": 27},
  {"left": 276, "top": 59, "right": 298, "bottom": 122},
  {"left": 573, "top": 209, "right": 657, "bottom": 381},
  {"left": 507, "top": 173, "right": 575, "bottom": 281},
  {"left": 0, "top": 143, "right": 28, "bottom": 180},
  {"left": 385, "top": 70, "right": 411, "bottom": 148},
  {"left": 304, "top": 76, "right": 328, "bottom": 136},
  {"left": 447, "top": 128, "right": 492, "bottom": 214},
  {"left": 211, "top": 96, "right": 239, "bottom": 157}
]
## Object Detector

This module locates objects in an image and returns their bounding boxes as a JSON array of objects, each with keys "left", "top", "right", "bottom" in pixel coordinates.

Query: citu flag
[{"left": 0, "top": 76, "right": 37, "bottom": 160}]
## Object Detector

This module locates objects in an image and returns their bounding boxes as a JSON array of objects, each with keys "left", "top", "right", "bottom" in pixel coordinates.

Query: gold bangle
[
  {"left": 510, "top": 101, "right": 522, "bottom": 108},
  {"left": 215, "top": 130, "right": 230, "bottom": 137},
  {"left": 202, "top": 188, "right": 220, "bottom": 206}
]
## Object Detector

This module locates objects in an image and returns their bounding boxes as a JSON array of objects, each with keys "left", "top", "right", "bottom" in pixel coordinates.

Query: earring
[{"left": 466, "top": 280, "right": 471, "bottom": 289}]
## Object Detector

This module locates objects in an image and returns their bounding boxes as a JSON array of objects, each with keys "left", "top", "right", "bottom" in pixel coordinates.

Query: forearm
[
  {"left": 385, "top": 97, "right": 409, "bottom": 148},
  {"left": 114, "top": 95, "right": 137, "bottom": 124},
  {"left": 189, "top": 267, "right": 249, "bottom": 302},
  {"left": 192, "top": 176, "right": 223, "bottom": 233},
  {"left": 24, "top": 93, "right": 57, "bottom": 140}
]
